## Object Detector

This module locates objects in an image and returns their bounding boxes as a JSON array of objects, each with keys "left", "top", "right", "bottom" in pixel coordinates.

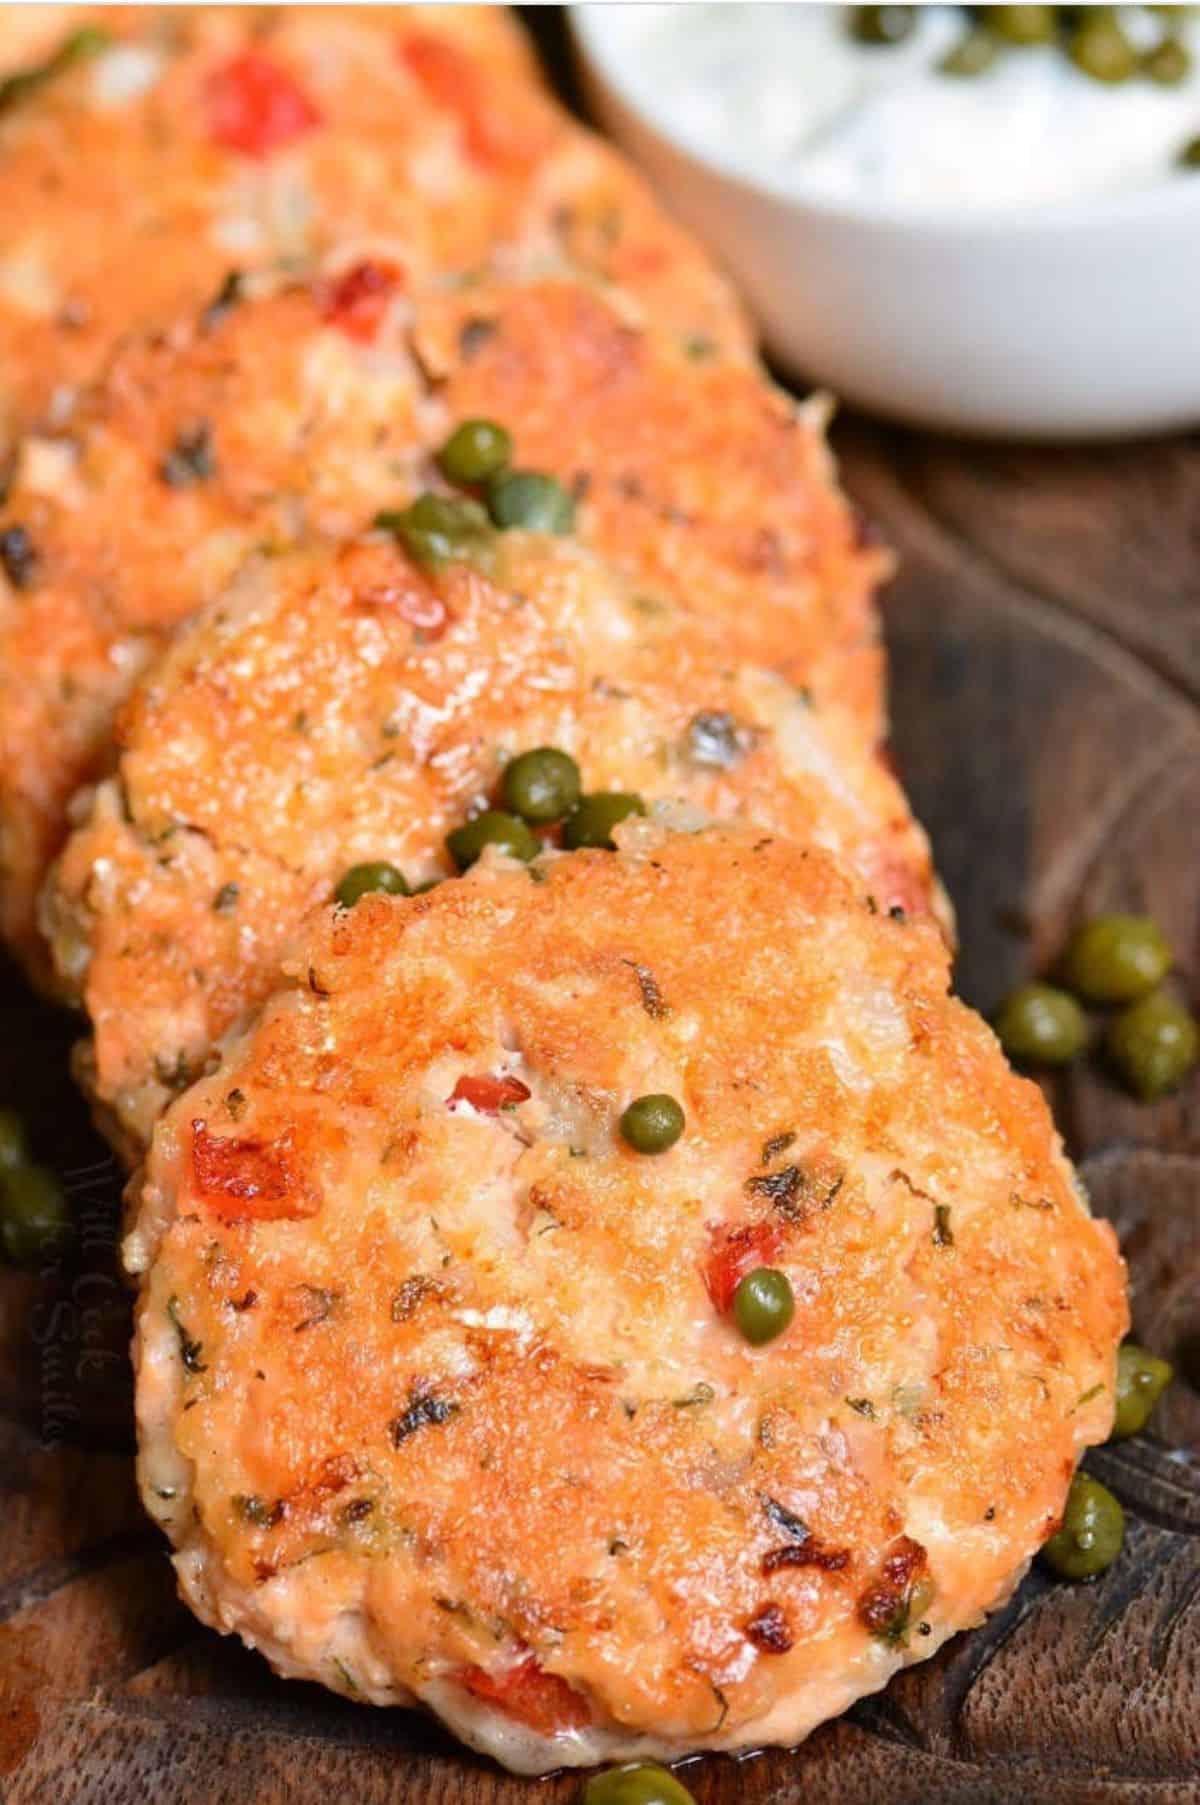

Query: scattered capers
[
  {"left": 377, "top": 493, "right": 494, "bottom": 572},
  {"left": 619, "top": 1093, "right": 685, "bottom": 1154},
  {"left": 0, "top": 1106, "right": 28, "bottom": 1172},
  {"left": 333, "top": 861, "right": 409, "bottom": 908},
  {"left": 990, "top": 6, "right": 1058, "bottom": 46},
  {"left": 940, "top": 26, "right": 1001, "bottom": 76},
  {"left": 1, "top": 1163, "right": 72, "bottom": 1267},
  {"left": 1111, "top": 1341, "right": 1173, "bottom": 1440},
  {"left": 500, "top": 747, "right": 582, "bottom": 824},
  {"left": 581, "top": 1763, "right": 697, "bottom": 1805},
  {"left": 1061, "top": 914, "right": 1171, "bottom": 1003},
  {"left": 733, "top": 1267, "right": 795, "bottom": 1347},
  {"left": 562, "top": 792, "right": 646, "bottom": 851},
  {"left": 848, "top": 6, "right": 916, "bottom": 47},
  {"left": 994, "top": 982, "right": 1088, "bottom": 1066},
  {"left": 1106, "top": 990, "right": 1198, "bottom": 1100},
  {"left": 1068, "top": 10, "right": 1136, "bottom": 83},
  {"left": 436, "top": 418, "right": 512, "bottom": 487},
  {"left": 1041, "top": 1472, "right": 1124, "bottom": 1580},
  {"left": 1144, "top": 35, "right": 1191, "bottom": 83},
  {"left": 486, "top": 469, "right": 575, "bottom": 534},
  {"left": 445, "top": 809, "right": 539, "bottom": 870}
]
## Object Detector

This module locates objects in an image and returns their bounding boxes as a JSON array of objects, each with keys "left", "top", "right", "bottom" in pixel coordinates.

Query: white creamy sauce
[{"left": 597, "top": 4, "right": 1200, "bottom": 213}]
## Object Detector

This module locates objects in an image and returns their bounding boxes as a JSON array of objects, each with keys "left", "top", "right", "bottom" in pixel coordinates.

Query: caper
[
  {"left": 486, "top": 469, "right": 576, "bottom": 535},
  {"left": 993, "top": 982, "right": 1088, "bottom": 1067},
  {"left": 1111, "top": 1341, "right": 1173, "bottom": 1441},
  {"left": 1068, "top": 10, "right": 1136, "bottom": 82},
  {"left": 581, "top": 1763, "right": 697, "bottom": 1805},
  {"left": 1179, "top": 134, "right": 1200, "bottom": 169},
  {"left": 848, "top": 6, "right": 916, "bottom": 46},
  {"left": 562, "top": 792, "right": 646, "bottom": 851},
  {"left": 376, "top": 493, "right": 494, "bottom": 571},
  {"left": 1, "top": 1163, "right": 72, "bottom": 1266},
  {"left": 940, "top": 26, "right": 1001, "bottom": 75},
  {"left": 1107, "top": 990, "right": 1198, "bottom": 1100},
  {"left": 1040, "top": 1472, "right": 1123, "bottom": 1581},
  {"left": 436, "top": 418, "right": 512, "bottom": 487},
  {"left": 990, "top": 6, "right": 1057, "bottom": 45},
  {"left": 0, "top": 1106, "right": 28, "bottom": 1172},
  {"left": 445, "top": 809, "right": 539, "bottom": 870},
  {"left": 1061, "top": 915, "right": 1171, "bottom": 1003},
  {"left": 1144, "top": 36, "right": 1191, "bottom": 83},
  {"left": 733, "top": 1267, "right": 795, "bottom": 1347},
  {"left": 619, "top": 1093, "right": 685, "bottom": 1154},
  {"left": 333, "top": 861, "right": 409, "bottom": 908},
  {"left": 500, "top": 747, "right": 582, "bottom": 824}
]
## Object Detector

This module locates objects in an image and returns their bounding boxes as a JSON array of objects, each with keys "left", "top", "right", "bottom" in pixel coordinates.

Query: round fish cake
[
  {"left": 0, "top": 4, "right": 746, "bottom": 436},
  {"left": 129, "top": 823, "right": 1126, "bottom": 1774},
  {"left": 0, "top": 269, "right": 882, "bottom": 978},
  {"left": 44, "top": 528, "right": 935, "bottom": 1154}
]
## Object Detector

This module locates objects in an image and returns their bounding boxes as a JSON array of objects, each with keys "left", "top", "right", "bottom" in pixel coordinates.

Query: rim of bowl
[{"left": 572, "top": 3, "right": 1200, "bottom": 241}]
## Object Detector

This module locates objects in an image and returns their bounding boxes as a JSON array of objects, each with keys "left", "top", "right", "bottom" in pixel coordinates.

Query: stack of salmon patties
[{"left": 0, "top": 7, "right": 1125, "bottom": 1778}]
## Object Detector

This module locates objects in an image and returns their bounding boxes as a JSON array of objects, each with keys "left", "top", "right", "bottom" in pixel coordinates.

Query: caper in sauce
[
  {"left": 619, "top": 1093, "right": 685, "bottom": 1154},
  {"left": 733, "top": 1267, "right": 796, "bottom": 1346},
  {"left": 486, "top": 469, "right": 576, "bottom": 534},
  {"left": 990, "top": 6, "right": 1058, "bottom": 46},
  {"left": 1068, "top": 10, "right": 1137, "bottom": 83},
  {"left": 581, "top": 1762, "right": 697, "bottom": 1805},
  {"left": 377, "top": 493, "right": 494, "bottom": 571},
  {"left": 848, "top": 6, "right": 916, "bottom": 46},
  {"left": 940, "top": 25, "right": 1001, "bottom": 75}
]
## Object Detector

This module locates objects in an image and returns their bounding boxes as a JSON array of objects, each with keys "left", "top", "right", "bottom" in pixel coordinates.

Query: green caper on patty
[
  {"left": 619, "top": 1093, "right": 685, "bottom": 1154},
  {"left": 436, "top": 418, "right": 512, "bottom": 487},
  {"left": 377, "top": 493, "right": 495, "bottom": 572},
  {"left": 582, "top": 1763, "right": 698, "bottom": 1805},
  {"left": 500, "top": 747, "right": 582, "bottom": 824},
  {"left": 1040, "top": 1472, "right": 1124, "bottom": 1580},
  {"left": 994, "top": 982, "right": 1088, "bottom": 1066},
  {"left": 486, "top": 469, "right": 576, "bottom": 534},
  {"left": 733, "top": 1267, "right": 796, "bottom": 1346},
  {"left": 446, "top": 809, "right": 539, "bottom": 870},
  {"left": 334, "top": 861, "right": 409, "bottom": 908},
  {"left": 1106, "top": 990, "right": 1198, "bottom": 1099},
  {"left": 1111, "top": 1341, "right": 1173, "bottom": 1440},
  {"left": 563, "top": 792, "right": 646, "bottom": 851},
  {"left": 1061, "top": 914, "right": 1171, "bottom": 1003}
]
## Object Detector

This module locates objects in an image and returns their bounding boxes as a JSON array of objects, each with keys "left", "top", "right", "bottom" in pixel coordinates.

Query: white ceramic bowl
[{"left": 572, "top": 6, "right": 1200, "bottom": 441}]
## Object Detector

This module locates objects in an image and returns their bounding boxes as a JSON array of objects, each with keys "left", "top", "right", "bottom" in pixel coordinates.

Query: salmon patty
[
  {"left": 0, "top": 269, "right": 884, "bottom": 978},
  {"left": 44, "top": 528, "right": 934, "bottom": 1155},
  {"left": 128, "top": 823, "right": 1126, "bottom": 1774},
  {"left": 0, "top": 4, "right": 746, "bottom": 438}
]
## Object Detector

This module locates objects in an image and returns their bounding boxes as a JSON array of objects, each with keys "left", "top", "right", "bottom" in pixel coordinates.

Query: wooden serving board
[{"left": 2, "top": 22, "right": 1199, "bottom": 1804}]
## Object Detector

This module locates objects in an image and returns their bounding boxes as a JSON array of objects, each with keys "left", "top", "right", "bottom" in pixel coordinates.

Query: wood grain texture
[{"left": 2, "top": 15, "right": 1200, "bottom": 1794}]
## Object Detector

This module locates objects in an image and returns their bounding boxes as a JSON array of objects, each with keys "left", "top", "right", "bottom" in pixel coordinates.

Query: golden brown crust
[
  {"left": 131, "top": 825, "right": 1125, "bottom": 1768},
  {"left": 1, "top": 271, "right": 882, "bottom": 978},
  {"left": 45, "top": 530, "right": 933, "bottom": 1148}
]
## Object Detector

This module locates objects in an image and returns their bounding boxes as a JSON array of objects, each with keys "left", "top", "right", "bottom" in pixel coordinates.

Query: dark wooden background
[{"left": 2, "top": 15, "right": 1199, "bottom": 1803}]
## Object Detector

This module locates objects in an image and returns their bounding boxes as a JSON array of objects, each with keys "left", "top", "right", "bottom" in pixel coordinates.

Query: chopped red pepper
[
  {"left": 190, "top": 1119, "right": 318, "bottom": 1223},
  {"left": 458, "top": 1656, "right": 591, "bottom": 1734},
  {"left": 321, "top": 260, "right": 404, "bottom": 343},
  {"left": 703, "top": 1221, "right": 785, "bottom": 1315},
  {"left": 205, "top": 51, "right": 321, "bottom": 158},
  {"left": 447, "top": 1074, "right": 531, "bottom": 1114},
  {"left": 398, "top": 31, "right": 545, "bottom": 169}
]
